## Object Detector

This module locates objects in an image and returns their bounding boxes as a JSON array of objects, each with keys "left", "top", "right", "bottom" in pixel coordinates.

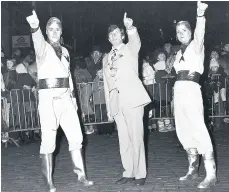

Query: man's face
[
  {"left": 91, "top": 50, "right": 101, "bottom": 58},
  {"left": 108, "top": 28, "right": 123, "bottom": 47},
  {"left": 14, "top": 49, "right": 21, "bottom": 57},
  {"left": 6, "top": 60, "right": 14, "bottom": 69},
  {"left": 97, "top": 69, "right": 103, "bottom": 80},
  {"left": 176, "top": 25, "right": 192, "bottom": 45},
  {"left": 164, "top": 44, "right": 171, "bottom": 54},
  {"left": 46, "top": 22, "right": 62, "bottom": 43},
  {"left": 158, "top": 53, "right": 166, "bottom": 61},
  {"left": 211, "top": 51, "right": 219, "bottom": 60}
]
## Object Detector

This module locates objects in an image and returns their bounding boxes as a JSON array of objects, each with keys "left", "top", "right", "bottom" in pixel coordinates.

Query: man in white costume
[
  {"left": 26, "top": 11, "right": 93, "bottom": 192},
  {"left": 173, "top": 1, "right": 217, "bottom": 189}
]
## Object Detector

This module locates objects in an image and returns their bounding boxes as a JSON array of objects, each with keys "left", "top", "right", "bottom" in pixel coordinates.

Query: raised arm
[
  {"left": 193, "top": 1, "right": 208, "bottom": 53},
  {"left": 26, "top": 10, "right": 46, "bottom": 63},
  {"left": 124, "top": 12, "right": 141, "bottom": 54}
]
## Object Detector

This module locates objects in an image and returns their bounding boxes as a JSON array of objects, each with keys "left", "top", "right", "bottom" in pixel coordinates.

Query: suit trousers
[
  {"left": 174, "top": 81, "right": 213, "bottom": 154},
  {"left": 39, "top": 93, "right": 83, "bottom": 154},
  {"left": 114, "top": 98, "right": 146, "bottom": 179}
]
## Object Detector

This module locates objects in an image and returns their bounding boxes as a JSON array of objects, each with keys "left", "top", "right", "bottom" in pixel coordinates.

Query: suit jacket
[{"left": 103, "top": 27, "right": 151, "bottom": 116}]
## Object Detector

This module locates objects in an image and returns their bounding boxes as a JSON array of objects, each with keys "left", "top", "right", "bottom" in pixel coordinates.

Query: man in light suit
[{"left": 103, "top": 12, "right": 151, "bottom": 186}]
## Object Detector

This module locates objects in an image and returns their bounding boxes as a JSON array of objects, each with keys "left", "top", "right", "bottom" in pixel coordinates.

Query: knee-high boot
[
  {"left": 197, "top": 151, "right": 217, "bottom": 189},
  {"left": 70, "top": 149, "right": 94, "bottom": 186},
  {"left": 179, "top": 148, "right": 199, "bottom": 181},
  {"left": 40, "top": 153, "right": 56, "bottom": 192}
]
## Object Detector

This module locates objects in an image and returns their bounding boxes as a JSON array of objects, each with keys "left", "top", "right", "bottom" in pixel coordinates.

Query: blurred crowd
[{"left": 1, "top": 41, "right": 229, "bottom": 143}]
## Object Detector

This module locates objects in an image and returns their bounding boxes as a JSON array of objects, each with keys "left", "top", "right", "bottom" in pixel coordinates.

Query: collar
[{"left": 112, "top": 43, "right": 124, "bottom": 51}]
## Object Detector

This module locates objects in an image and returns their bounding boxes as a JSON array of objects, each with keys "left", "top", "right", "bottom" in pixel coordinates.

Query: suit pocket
[{"left": 109, "top": 89, "right": 119, "bottom": 117}]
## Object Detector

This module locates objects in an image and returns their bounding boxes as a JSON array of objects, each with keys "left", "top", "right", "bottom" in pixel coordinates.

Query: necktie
[{"left": 111, "top": 49, "right": 118, "bottom": 62}]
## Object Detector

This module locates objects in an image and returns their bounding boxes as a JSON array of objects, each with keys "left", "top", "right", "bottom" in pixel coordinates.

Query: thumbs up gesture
[
  {"left": 26, "top": 10, "right": 39, "bottom": 28},
  {"left": 123, "top": 12, "right": 133, "bottom": 29},
  {"left": 197, "top": 1, "right": 208, "bottom": 17}
]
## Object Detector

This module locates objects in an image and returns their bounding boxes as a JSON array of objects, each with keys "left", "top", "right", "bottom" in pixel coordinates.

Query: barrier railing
[
  {"left": 76, "top": 81, "right": 110, "bottom": 125},
  {"left": 1, "top": 88, "right": 40, "bottom": 147},
  {"left": 1, "top": 78, "right": 228, "bottom": 146},
  {"left": 144, "top": 75, "right": 229, "bottom": 119}
]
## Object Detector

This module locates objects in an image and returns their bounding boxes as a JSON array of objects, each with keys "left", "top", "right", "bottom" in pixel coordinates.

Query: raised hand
[
  {"left": 26, "top": 10, "right": 39, "bottom": 28},
  {"left": 197, "top": 1, "right": 208, "bottom": 17},
  {"left": 123, "top": 12, "right": 133, "bottom": 29}
]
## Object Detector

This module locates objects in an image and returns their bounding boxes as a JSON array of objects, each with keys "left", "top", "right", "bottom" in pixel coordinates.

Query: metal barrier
[
  {"left": 1, "top": 78, "right": 228, "bottom": 146},
  {"left": 76, "top": 81, "right": 110, "bottom": 125},
  {"left": 1, "top": 89, "right": 40, "bottom": 147},
  {"left": 144, "top": 75, "right": 229, "bottom": 118}
]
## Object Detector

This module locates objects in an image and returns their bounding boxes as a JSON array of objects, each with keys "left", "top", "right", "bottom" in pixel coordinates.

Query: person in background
[
  {"left": 92, "top": 68, "right": 115, "bottom": 135},
  {"left": 16, "top": 59, "right": 37, "bottom": 142},
  {"left": 26, "top": 10, "right": 93, "bottom": 192},
  {"left": 142, "top": 57, "right": 157, "bottom": 131},
  {"left": 3, "top": 58, "right": 23, "bottom": 133},
  {"left": 85, "top": 45, "right": 104, "bottom": 80},
  {"left": 12, "top": 48, "right": 23, "bottom": 65},
  {"left": 92, "top": 68, "right": 107, "bottom": 122},
  {"left": 153, "top": 51, "right": 174, "bottom": 132},
  {"left": 173, "top": 1, "right": 217, "bottom": 188},
  {"left": 208, "top": 50, "right": 227, "bottom": 129},
  {"left": 73, "top": 57, "right": 95, "bottom": 134}
]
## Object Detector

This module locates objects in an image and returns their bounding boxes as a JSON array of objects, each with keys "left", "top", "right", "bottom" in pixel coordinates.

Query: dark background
[{"left": 2, "top": 1, "right": 229, "bottom": 56}]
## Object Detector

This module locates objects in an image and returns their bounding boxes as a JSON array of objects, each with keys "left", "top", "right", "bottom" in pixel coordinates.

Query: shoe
[
  {"left": 134, "top": 178, "right": 146, "bottom": 186},
  {"left": 85, "top": 128, "right": 95, "bottom": 135},
  {"left": 115, "top": 177, "right": 135, "bottom": 185}
]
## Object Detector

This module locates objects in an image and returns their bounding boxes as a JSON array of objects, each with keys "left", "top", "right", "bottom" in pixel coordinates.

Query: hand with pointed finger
[
  {"left": 197, "top": 1, "right": 208, "bottom": 17},
  {"left": 123, "top": 12, "right": 133, "bottom": 29},
  {"left": 26, "top": 10, "right": 39, "bottom": 28}
]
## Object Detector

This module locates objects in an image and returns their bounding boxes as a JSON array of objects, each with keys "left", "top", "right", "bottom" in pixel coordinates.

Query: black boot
[
  {"left": 40, "top": 154, "right": 56, "bottom": 192},
  {"left": 70, "top": 150, "right": 94, "bottom": 186},
  {"left": 179, "top": 148, "right": 199, "bottom": 181}
]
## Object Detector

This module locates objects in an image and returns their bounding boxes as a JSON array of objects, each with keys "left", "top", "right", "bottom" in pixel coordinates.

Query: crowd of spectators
[{"left": 1, "top": 41, "right": 229, "bottom": 144}]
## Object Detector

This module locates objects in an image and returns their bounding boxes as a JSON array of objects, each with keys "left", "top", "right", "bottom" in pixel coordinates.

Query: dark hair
[
  {"left": 73, "top": 57, "right": 87, "bottom": 69},
  {"left": 107, "top": 25, "right": 125, "bottom": 41}
]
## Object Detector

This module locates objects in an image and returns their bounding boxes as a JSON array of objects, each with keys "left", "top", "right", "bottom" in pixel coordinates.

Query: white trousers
[
  {"left": 174, "top": 81, "right": 213, "bottom": 154},
  {"left": 39, "top": 92, "right": 83, "bottom": 154},
  {"left": 114, "top": 97, "right": 146, "bottom": 179}
]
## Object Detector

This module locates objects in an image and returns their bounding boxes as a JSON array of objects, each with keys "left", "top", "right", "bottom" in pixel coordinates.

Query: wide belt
[
  {"left": 38, "top": 78, "right": 69, "bottom": 89},
  {"left": 176, "top": 70, "right": 200, "bottom": 83}
]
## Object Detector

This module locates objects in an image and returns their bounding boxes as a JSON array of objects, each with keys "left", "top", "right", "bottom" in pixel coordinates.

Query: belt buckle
[{"left": 47, "top": 78, "right": 58, "bottom": 87}]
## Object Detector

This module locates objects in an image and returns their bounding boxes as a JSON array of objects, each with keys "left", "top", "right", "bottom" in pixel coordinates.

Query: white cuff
[
  {"left": 126, "top": 26, "right": 137, "bottom": 35},
  {"left": 196, "top": 16, "right": 206, "bottom": 22}
]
